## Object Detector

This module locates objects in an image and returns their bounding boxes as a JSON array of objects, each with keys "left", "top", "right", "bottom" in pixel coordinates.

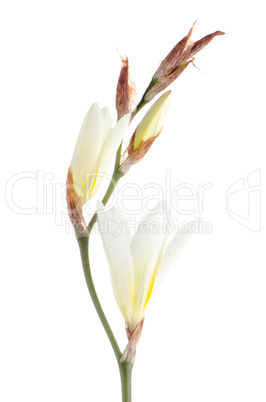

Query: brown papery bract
[
  {"left": 66, "top": 168, "right": 88, "bottom": 238},
  {"left": 116, "top": 55, "right": 137, "bottom": 120},
  {"left": 119, "top": 129, "right": 161, "bottom": 174}
]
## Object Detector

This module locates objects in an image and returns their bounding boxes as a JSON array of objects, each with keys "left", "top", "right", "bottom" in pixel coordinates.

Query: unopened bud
[
  {"left": 134, "top": 90, "right": 172, "bottom": 149},
  {"left": 119, "top": 91, "right": 172, "bottom": 174},
  {"left": 116, "top": 55, "right": 137, "bottom": 120},
  {"left": 144, "top": 23, "right": 224, "bottom": 102}
]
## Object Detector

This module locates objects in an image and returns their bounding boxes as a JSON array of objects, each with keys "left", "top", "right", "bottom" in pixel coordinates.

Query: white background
[{"left": 1, "top": 0, "right": 265, "bottom": 401}]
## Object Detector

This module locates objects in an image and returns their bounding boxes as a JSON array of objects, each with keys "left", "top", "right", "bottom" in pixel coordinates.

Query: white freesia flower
[
  {"left": 69, "top": 103, "right": 130, "bottom": 204},
  {"left": 97, "top": 201, "right": 191, "bottom": 333}
]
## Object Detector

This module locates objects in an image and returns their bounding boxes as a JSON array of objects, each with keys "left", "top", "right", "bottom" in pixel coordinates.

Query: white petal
[
  {"left": 100, "top": 113, "right": 130, "bottom": 172},
  {"left": 131, "top": 201, "right": 171, "bottom": 322},
  {"left": 97, "top": 202, "right": 134, "bottom": 327},
  {"left": 153, "top": 232, "right": 191, "bottom": 294},
  {"left": 100, "top": 106, "right": 113, "bottom": 141},
  {"left": 89, "top": 113, "right": 130, "bottom": 198},
  {"left": 71, "top": 104, "right": 104, "bottom": 200}
]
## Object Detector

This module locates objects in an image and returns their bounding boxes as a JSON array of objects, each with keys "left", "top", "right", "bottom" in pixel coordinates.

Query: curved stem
[
  {"left": 78, "top": 236, "right": 122, "bottom": 363},
  {"left": 78, "top": 235, "right": 134, "bottom": 402}
]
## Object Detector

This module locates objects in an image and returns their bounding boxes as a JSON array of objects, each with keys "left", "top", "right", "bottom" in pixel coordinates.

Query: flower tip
[
  {"left": 158, "top": 89, "right": 172, "bottom": 115},
  {"left": 91, "top": 102, "right": 100, "bottom": 112},
  {"left": 165, "top": 90, "right": 172, "bottom": 103},
  {"left": 191, "top": 20, "right": 198, "bottom": 30},
  {"left": 163, "top": 89, "right": 172, "bottom": 98},
  {"left": 216, "top": 30, "right": 225, "bottom": 36},
  {"left": 117, "top": 50, "right": 128, "bottom": 64}
]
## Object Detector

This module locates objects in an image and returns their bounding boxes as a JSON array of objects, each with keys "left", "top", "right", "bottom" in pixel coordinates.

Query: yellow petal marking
[
  {"left": 89, "top": 172, "right": 98, "bottom": 194},
  {"left": 142, "top": 255, "right": 162, "bottom": 311},
  {"left": 143, "top": 268, "right": 157, "bottom": 310}
]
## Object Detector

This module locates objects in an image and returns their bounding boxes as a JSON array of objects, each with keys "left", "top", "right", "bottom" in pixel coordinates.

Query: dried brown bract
[
  {"left": 119, "top": 129, "right": 161, "bottom": 175},
  {"left": 116, "top": 55, "right": 137, "bottom": 120},
  {"left": 120, "top": 319, "right": 145, "bottom": 363},
  {"left": 66, "top": 168, "right": 89, "bottom": 238}
]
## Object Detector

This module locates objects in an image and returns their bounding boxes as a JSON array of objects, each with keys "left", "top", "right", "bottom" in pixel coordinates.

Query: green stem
[
  {"left": 136, "top": 97, "right": 149, "bottom": 113},
  {"left": 136, "top": 77, "right": 158, "bottom": 113},
  {"left": 78, "top": 236, "right": 122, "bottom": 363},
  {"left": 115, "top": 142, "right": 123, "bottom": 171},
  {"left": 119, "top": 362, "right": 133, "bottom": 402}
]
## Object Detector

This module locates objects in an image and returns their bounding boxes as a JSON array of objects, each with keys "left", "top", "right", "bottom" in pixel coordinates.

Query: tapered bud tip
[
  {"left": 133, "top": 90, "right": 172, "bottom": 150},
  {"left": 191, "top": 30, "right": 225, "bottom": 57},
  {"left": 215, "top": 30, "right": 225, "bottom": 36}
]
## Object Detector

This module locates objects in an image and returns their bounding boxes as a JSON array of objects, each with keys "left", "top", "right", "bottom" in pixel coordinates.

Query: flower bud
[
  {"left": 144, "top": 23, "right": 224, "bottom": 102},
  {"left": 119, "top": 91, "right": 172, "bottom": 174},
  {"left": 134, "top": 90, "right": 172, "bottom": 149}
]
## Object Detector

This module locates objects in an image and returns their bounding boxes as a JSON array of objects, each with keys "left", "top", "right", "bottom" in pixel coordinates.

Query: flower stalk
[
  {"left": 119, "top": 362, "right": 133, "bottom": 402},
  {"left": 78, "top": 236, "right": 121, "bottom": 361}
]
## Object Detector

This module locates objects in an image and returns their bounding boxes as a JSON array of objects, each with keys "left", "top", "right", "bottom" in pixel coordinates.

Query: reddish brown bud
[
  {"left": 145, "top": 60, "right": 192, "bottom": 102},
  {"left": 153, "top": 22, "right": 196, "bottom": 82},
  {"left": 116, "top": 55, "right": 137, "bottom": 120},
  {"left": 144, "top": 24, "right": 224, "bottom": 101}
]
